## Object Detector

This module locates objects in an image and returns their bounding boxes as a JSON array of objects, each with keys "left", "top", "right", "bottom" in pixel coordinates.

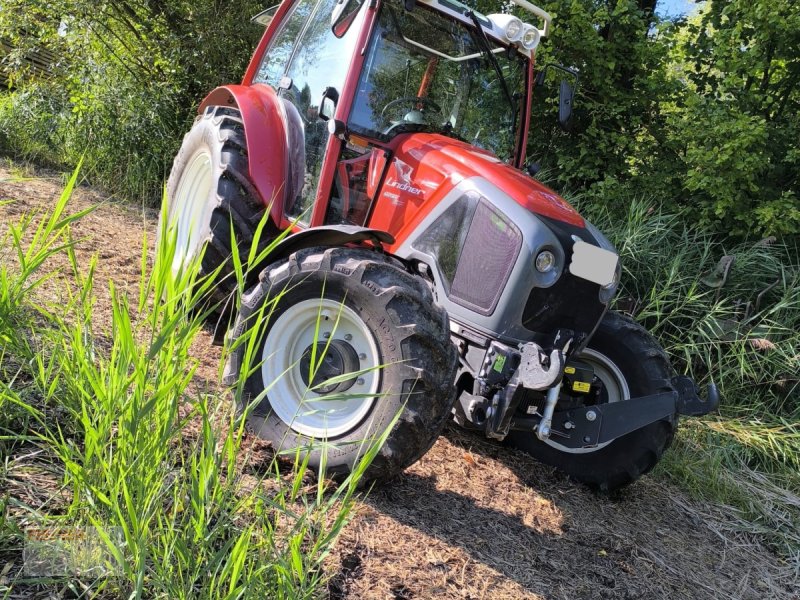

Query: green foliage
[
  {"left": 528, "top": 1, "right": 666, "bottom": 185},
  {"left": 0, "top": 81, "right": 70, "bottom": 165},
  {"left": 526, "top": 0, "right": 800, "bottom": 238},
  {"left": 0, "top": 0, "right": 265, "bottom": 203},
  {"left": 579, "top": 197, "right": 799, "bottom": 419}
]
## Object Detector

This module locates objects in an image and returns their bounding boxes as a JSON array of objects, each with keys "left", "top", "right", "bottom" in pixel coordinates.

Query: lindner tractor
[{"left": 163, "top": 0, "right": 719, "bottom": 490}]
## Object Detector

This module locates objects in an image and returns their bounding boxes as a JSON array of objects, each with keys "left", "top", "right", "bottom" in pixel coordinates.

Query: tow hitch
[
  {"left": 511, "top": 376, "right": 720, "bottom": 449},
  {"left": 479, "top": 334, "right": 571, "bottom": 440}
]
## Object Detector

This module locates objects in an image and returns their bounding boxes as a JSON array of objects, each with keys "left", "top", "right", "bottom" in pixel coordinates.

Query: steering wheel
[{"left": 380, "top": 96, "right": 442, "bottom": 120}]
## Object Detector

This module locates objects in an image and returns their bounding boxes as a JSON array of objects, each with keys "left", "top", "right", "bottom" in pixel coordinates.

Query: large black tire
[
  {"left": 506, "top": 311, "right": 677, "bottom": 493},
  {"left": 162, "top": 105, "right": 274, "bottom": 338},
  {"left": 224, "top": 246, "right": 459, "bottom": 481}
]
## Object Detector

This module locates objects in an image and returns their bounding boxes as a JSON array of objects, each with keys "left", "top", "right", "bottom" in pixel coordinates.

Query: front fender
[
  {"left": 199, "top": 84, "right": 289, "bottom": 227},
  {"left": 261, "top": 226, "right": 395, "bottom": 272}
]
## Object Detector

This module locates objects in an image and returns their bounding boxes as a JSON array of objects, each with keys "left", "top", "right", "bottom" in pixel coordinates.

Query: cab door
[{"left": 255, "top": 0, "right": 368, "bottom": 226}]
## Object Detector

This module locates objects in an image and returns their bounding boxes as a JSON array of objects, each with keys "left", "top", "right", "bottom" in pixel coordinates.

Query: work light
[
  {"left": 488, "top": 14, "right": 524, "bottom": 43},
  {"left": 521, "top": 26, "right": 541, "bottom": 50}
]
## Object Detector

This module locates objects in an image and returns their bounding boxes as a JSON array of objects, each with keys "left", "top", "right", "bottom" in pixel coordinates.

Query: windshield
[{"left": 347, "top": 3, "right": 527, "bottom": 162}]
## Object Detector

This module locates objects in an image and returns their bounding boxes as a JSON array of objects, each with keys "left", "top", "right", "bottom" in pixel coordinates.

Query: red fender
[{"left": 199, "top": 84, "right": 288, "bottom": 227}]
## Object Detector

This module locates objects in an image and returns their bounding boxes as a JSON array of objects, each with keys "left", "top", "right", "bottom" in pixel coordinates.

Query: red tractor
[{"left": 163, "top": 0, "right": 718, "bottom": 490}]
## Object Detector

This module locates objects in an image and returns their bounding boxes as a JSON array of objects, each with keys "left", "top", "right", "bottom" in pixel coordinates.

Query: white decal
[
  {"left": 386, "top": 158, "right": 424, "bottom": 196},
  {"left": 569, "top": 241, "right": 618, "bottom": 286}
]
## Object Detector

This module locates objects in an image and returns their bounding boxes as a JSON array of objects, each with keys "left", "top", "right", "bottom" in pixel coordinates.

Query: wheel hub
[
  {"left": 298, "top": 340, "right": 361, "bottom": 394},
  {"left": 261, "top": 298, "right": 381, "bottom": 438},
  {"left": 542, "top": 347, "right": 629, "bottom": 454}
]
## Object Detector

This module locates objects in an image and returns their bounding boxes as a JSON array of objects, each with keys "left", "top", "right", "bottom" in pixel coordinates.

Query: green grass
[{"left": 0, "top": 167, "right": 384, "bottom": 598}]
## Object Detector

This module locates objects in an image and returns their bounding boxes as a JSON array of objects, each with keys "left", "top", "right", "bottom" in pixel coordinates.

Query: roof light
[
  {"left": 488, "top": 14, "right": 524, "bottom": 43},
  {"left": 521, "top": 25, "right": 541, "bottom": 50},
  {"left": 505, "top": 18, "right": 523, "bottom": 41}
]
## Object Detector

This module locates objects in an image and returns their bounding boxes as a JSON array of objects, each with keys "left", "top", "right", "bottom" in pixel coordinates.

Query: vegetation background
[
  {"left": 0, "top": 0, "right": 798, "bottom": 595},
  {"left": 1, "top": 0, "right": 798, "bottom": 237}
]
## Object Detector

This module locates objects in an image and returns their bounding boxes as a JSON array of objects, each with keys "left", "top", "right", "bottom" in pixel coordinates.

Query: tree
[
  {"left": 519, "top": 0, "right": 800, "bottom": 237},
  {"left": 661, "top": 0, "right": 800, "bottom": 235}
]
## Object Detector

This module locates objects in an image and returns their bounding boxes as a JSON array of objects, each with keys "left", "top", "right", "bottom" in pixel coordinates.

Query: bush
[
  {"left": 575, "top": 195, "right": 799, "bottom": 417},
  {"left": 0, "top": 81, "right": 70, "bottom": 165}
]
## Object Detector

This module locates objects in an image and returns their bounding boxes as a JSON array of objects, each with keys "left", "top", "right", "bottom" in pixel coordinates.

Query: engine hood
[{"left": 369, "top": 133, "right": 584, "bottom": 244}]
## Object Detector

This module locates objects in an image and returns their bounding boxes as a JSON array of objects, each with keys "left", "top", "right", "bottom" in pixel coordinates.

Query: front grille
[
  {"left": 449, "top": 200, "right": 521, "bottom": 315},
  {"left": 413, "top": 194, "right": 522, "bottom": 316}
]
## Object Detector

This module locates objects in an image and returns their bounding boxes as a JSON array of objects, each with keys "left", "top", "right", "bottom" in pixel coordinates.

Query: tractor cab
[{"left": 243, "top": 0, "right": 552, "bottom": 231}]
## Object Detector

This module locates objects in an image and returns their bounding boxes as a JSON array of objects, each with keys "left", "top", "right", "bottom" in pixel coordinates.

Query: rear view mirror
[
  {"left": 533, "top": 63, "right": 579, "bottom": 132},
  {"left": 558, "top": 79, "right": 574, "bottom": 129},
  {"left": 331, "top": 0, "right": 364, "bottom": 38}
]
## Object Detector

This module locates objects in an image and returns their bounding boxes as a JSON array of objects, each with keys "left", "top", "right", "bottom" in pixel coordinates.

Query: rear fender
[{"left": 199, "top": 84, "right": 290, "bottom": 226}]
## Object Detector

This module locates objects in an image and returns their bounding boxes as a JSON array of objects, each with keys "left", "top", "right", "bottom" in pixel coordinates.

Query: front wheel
[
  {"left": 224, "top": 247, "right": 459, "bottom": 481},
  {"left": 506, "top": 312, "right": 677, "bottom": 492}
]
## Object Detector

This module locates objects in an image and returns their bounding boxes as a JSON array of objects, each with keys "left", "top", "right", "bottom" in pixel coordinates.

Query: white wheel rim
[
  {"left": 261, "top": 298, "right": 381, "bottom": 438},
  {"left": 543, "top": 347, "right": 630, "bottom": 454},
  {"left": 169, "top": 149, "right": 214, "bottom": 274}
]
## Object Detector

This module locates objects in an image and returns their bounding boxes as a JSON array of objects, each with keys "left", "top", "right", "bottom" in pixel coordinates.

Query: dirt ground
[{"left": 1, "top": 163, "right": 797, "bottom": 600}]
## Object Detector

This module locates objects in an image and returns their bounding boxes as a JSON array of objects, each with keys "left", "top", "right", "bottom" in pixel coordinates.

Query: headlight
[{"left": 535, "top": 250, "right": 556, "bottom": 273}]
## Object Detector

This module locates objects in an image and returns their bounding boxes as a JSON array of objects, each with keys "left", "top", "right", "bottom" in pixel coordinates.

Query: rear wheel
[
  {"left": 225, "top": 247, "right": 459, "bottom": 481},
  {"left": 506, "top": 312, "right": 677, "bottom": 492},
  {"left": 162, "top": 105, "right": 274, "bottom": 338}
]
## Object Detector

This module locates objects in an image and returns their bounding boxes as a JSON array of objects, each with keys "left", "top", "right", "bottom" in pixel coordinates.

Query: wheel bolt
[
  {"left": 344, "top": 333, "right": 352, "bottom": 341},
  {"left": 323, "top": 332, "right": 330, "bottom": 338},
  {"left": 357, "top": 378, "right": 365, "bottom": 385},
  {"left": 359, "top": 353, "right": 367, "bottom": 360}
]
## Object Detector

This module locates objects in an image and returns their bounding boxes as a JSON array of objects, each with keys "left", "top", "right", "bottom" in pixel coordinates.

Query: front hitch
[
  {"left": 673, "top": 375, "right": 720, "bottom": 416},
  {"left": 484, "top": 334, "right": 571, "bottom": 440},
  {"left": 510, "top": 376, "right": 721, "bottom": 449}
]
